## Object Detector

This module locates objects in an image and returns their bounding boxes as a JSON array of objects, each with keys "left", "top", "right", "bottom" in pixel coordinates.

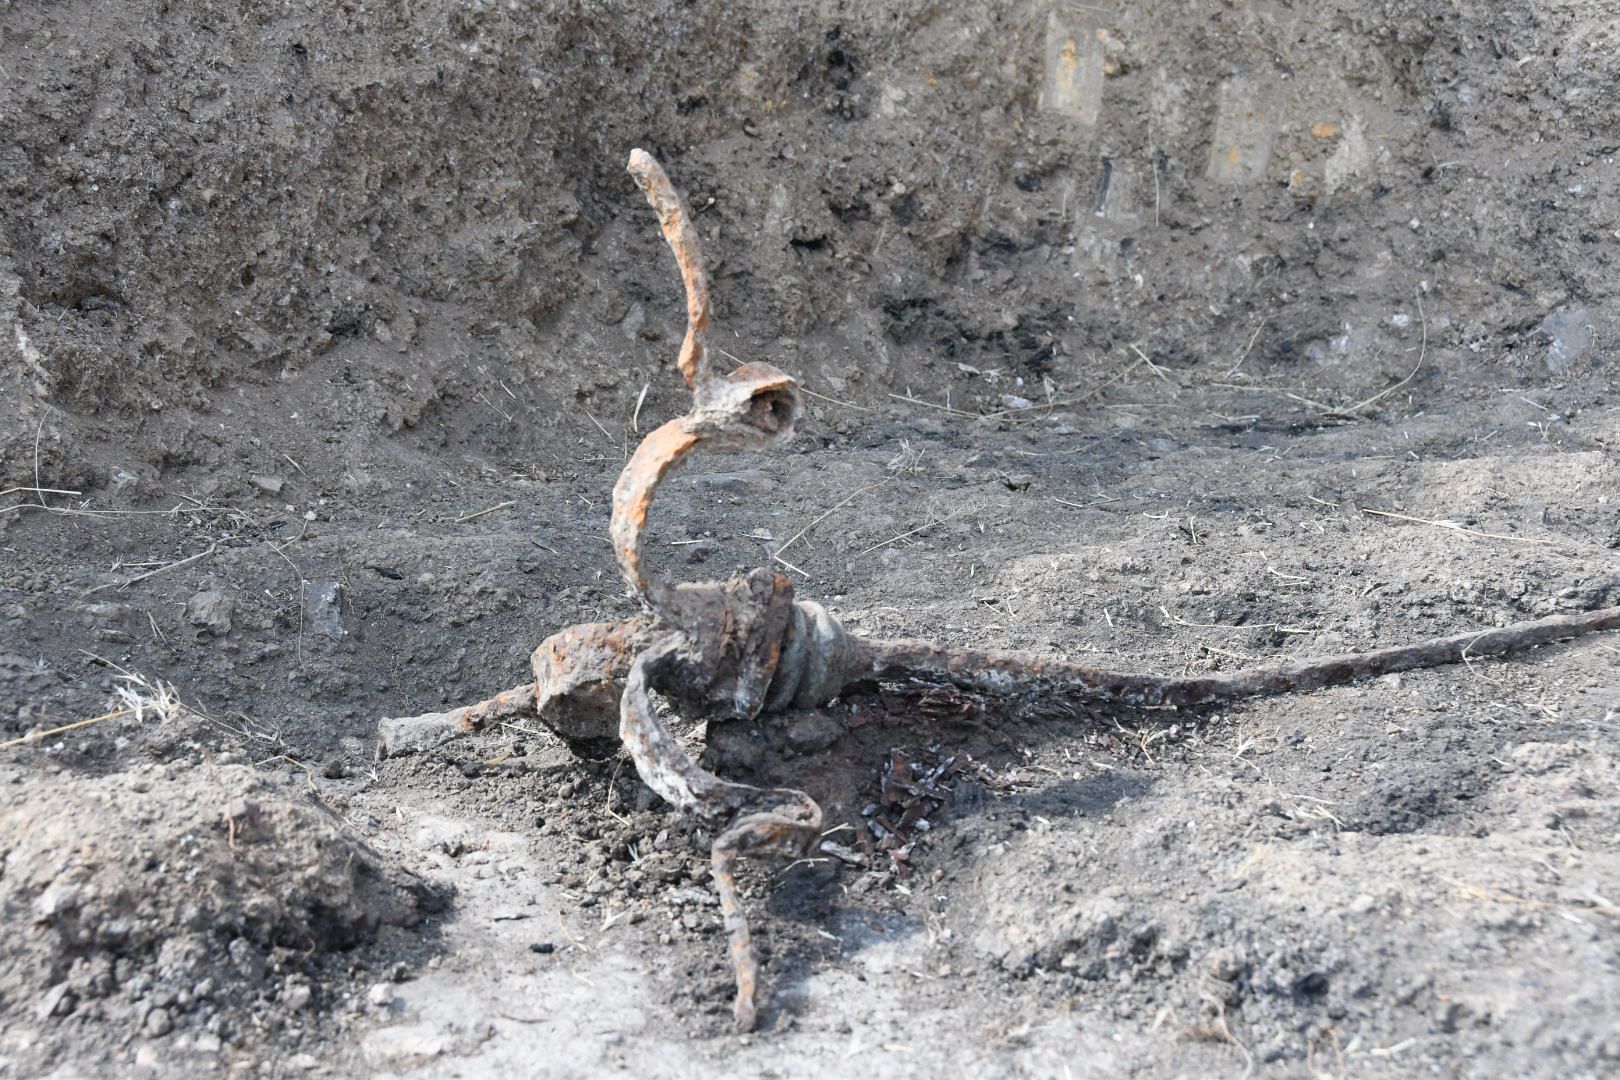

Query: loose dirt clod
[
  {"left": 378, "top": 151, "right": 1620, "bottom": 1033},
  {"left": 0, "top": 763, "right": 433, "bottom": 1046}
]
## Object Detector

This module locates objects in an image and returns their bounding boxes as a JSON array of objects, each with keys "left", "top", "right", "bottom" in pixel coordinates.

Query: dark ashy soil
[{"left": 2, "top": 0, "right": 1617, "bottom": 1076}]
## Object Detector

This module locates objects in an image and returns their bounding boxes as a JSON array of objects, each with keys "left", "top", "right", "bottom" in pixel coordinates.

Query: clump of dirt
[{"left": 0, "top": 758, "right": 436, "bottom": 1059}]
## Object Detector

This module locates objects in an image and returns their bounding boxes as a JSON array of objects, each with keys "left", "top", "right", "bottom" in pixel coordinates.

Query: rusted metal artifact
[{"left": 379, "top": 149, "right": 1620, "bottom": 1032}]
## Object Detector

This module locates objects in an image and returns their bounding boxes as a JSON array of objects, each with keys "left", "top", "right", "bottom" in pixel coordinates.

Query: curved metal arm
[
  {"left": 612, "top": 150, "right": 804, "bottom": 625},
  {"left": 608, "top": 152, "right": 823, "bottom": 1032},
  {"left": 626, "top": 149, "right": 712, "bottom": 396},
  {"left": 619, "top": 636, "right": 820, "bottom": 1032}
]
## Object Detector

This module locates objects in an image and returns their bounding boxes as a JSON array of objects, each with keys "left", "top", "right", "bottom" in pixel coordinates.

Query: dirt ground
[{"left": 3, "top": 0, "right": 1618, "bottom": 1076}]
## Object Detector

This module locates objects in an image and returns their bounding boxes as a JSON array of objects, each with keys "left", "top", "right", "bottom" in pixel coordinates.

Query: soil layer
[{"left": 2, "top": 1, "right": 1618, "bottom": 1076}]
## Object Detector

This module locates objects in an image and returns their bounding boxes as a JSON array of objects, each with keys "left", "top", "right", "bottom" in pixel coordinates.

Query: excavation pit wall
[{"left": 2, "top": 1, "right": 1618, "bottom": 1075}]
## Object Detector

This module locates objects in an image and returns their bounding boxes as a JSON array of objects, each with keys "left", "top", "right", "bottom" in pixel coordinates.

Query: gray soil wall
[{"left": 2, "top": 1, "right": 1617, "bottom": 1076}]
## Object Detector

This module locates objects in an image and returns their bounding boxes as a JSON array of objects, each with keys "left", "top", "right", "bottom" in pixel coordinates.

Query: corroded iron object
[
  {"left": 376, "top": 150, "right": 1620, "bottom": 1034},
  {"left": 602, "top": 152, "right": 829, "bottom": 1030}
]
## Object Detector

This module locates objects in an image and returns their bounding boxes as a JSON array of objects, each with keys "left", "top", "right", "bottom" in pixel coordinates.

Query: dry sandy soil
[{"left": 2, "top": 1, "right": 1618, "bottom": 1077}]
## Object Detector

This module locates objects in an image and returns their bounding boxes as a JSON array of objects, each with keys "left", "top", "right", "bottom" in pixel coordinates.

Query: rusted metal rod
[
  {"left": 377, "top": 150, "right": 1620, "bottom": 1033},
  {"left": 851, "top": 604, "right": 1620, "bottom": 708},
  {"left": 380, "top": 603, "right": 1620, "bottom": 758}
]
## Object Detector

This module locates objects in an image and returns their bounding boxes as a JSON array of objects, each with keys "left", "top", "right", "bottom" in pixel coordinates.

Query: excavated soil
[{"left": 2, "top": 1, "right": 1618, "bottom": 1076}]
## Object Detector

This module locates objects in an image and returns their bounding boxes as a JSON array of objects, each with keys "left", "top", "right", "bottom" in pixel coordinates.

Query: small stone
[
  {"left": 227, "top": 937, "right": 265, "bottom": 981},
  {"left": 286, "top": 1053, "right": 320, "bottom": 1071},
  {"left": 361, "top": 1022, "right": 446, "bottom": 1063},
  {"left": 367, "top": 982, "right": 396, "bottom": 1008},
  {"left": 302, "top": 581, "right": 347, "bottom": 641},
  {"left": 145, "top": 1006, "right": 174, "bottom": 1037},
  {"left": 1206, "top": 946, "right": 1247, "bottom": 981},
  {"left": 619, "top": 301, "right": 646, "bottom": 340},
  {"left": 32, "top": 880, "right": 81, "bottom": 920},
  {"left": 36, "top": 982, "right": 76, "bottom": 1021},
  {"left": 185, "top": 590, "right": 235, "bottom": 635},
  {"left": 251, "top": 475, "right": 284, "bottom": 495},
  {"left": 194, "top": 1033, "right": 223, "bottom": 1054},
  {"left": 785, "top": 714, "right": 843, "bottom": 754},
  {"left": 84, "top": 602, "right": 131, "bottom": 627},
  {"left": 1540, "top": 307, "right": 1591, "bottom": 373},
  {"left": 283, "top": 983, "right": 312, "bottom": 1011},
  {"left": 1259, "top": 1038, "right": 1290, "bottom": 1064}
]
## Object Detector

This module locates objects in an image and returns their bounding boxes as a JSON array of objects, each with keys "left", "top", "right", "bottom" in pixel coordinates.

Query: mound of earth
[{"left": 0, "top": 761, "right": 434, "bottom": 1055}]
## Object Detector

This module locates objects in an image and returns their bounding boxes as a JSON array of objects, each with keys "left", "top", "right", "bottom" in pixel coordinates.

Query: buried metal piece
[{"left": 377, "top": 150, "right": 1620, "bottom": 1033}]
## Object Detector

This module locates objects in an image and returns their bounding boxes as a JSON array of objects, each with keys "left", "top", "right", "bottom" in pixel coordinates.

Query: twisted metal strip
[
  {"left": 626, "top": 149, "right": 711, "bottom": 395},
  {"left": 611, "top": 149, "right": 821, "bottom": 1031}
]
